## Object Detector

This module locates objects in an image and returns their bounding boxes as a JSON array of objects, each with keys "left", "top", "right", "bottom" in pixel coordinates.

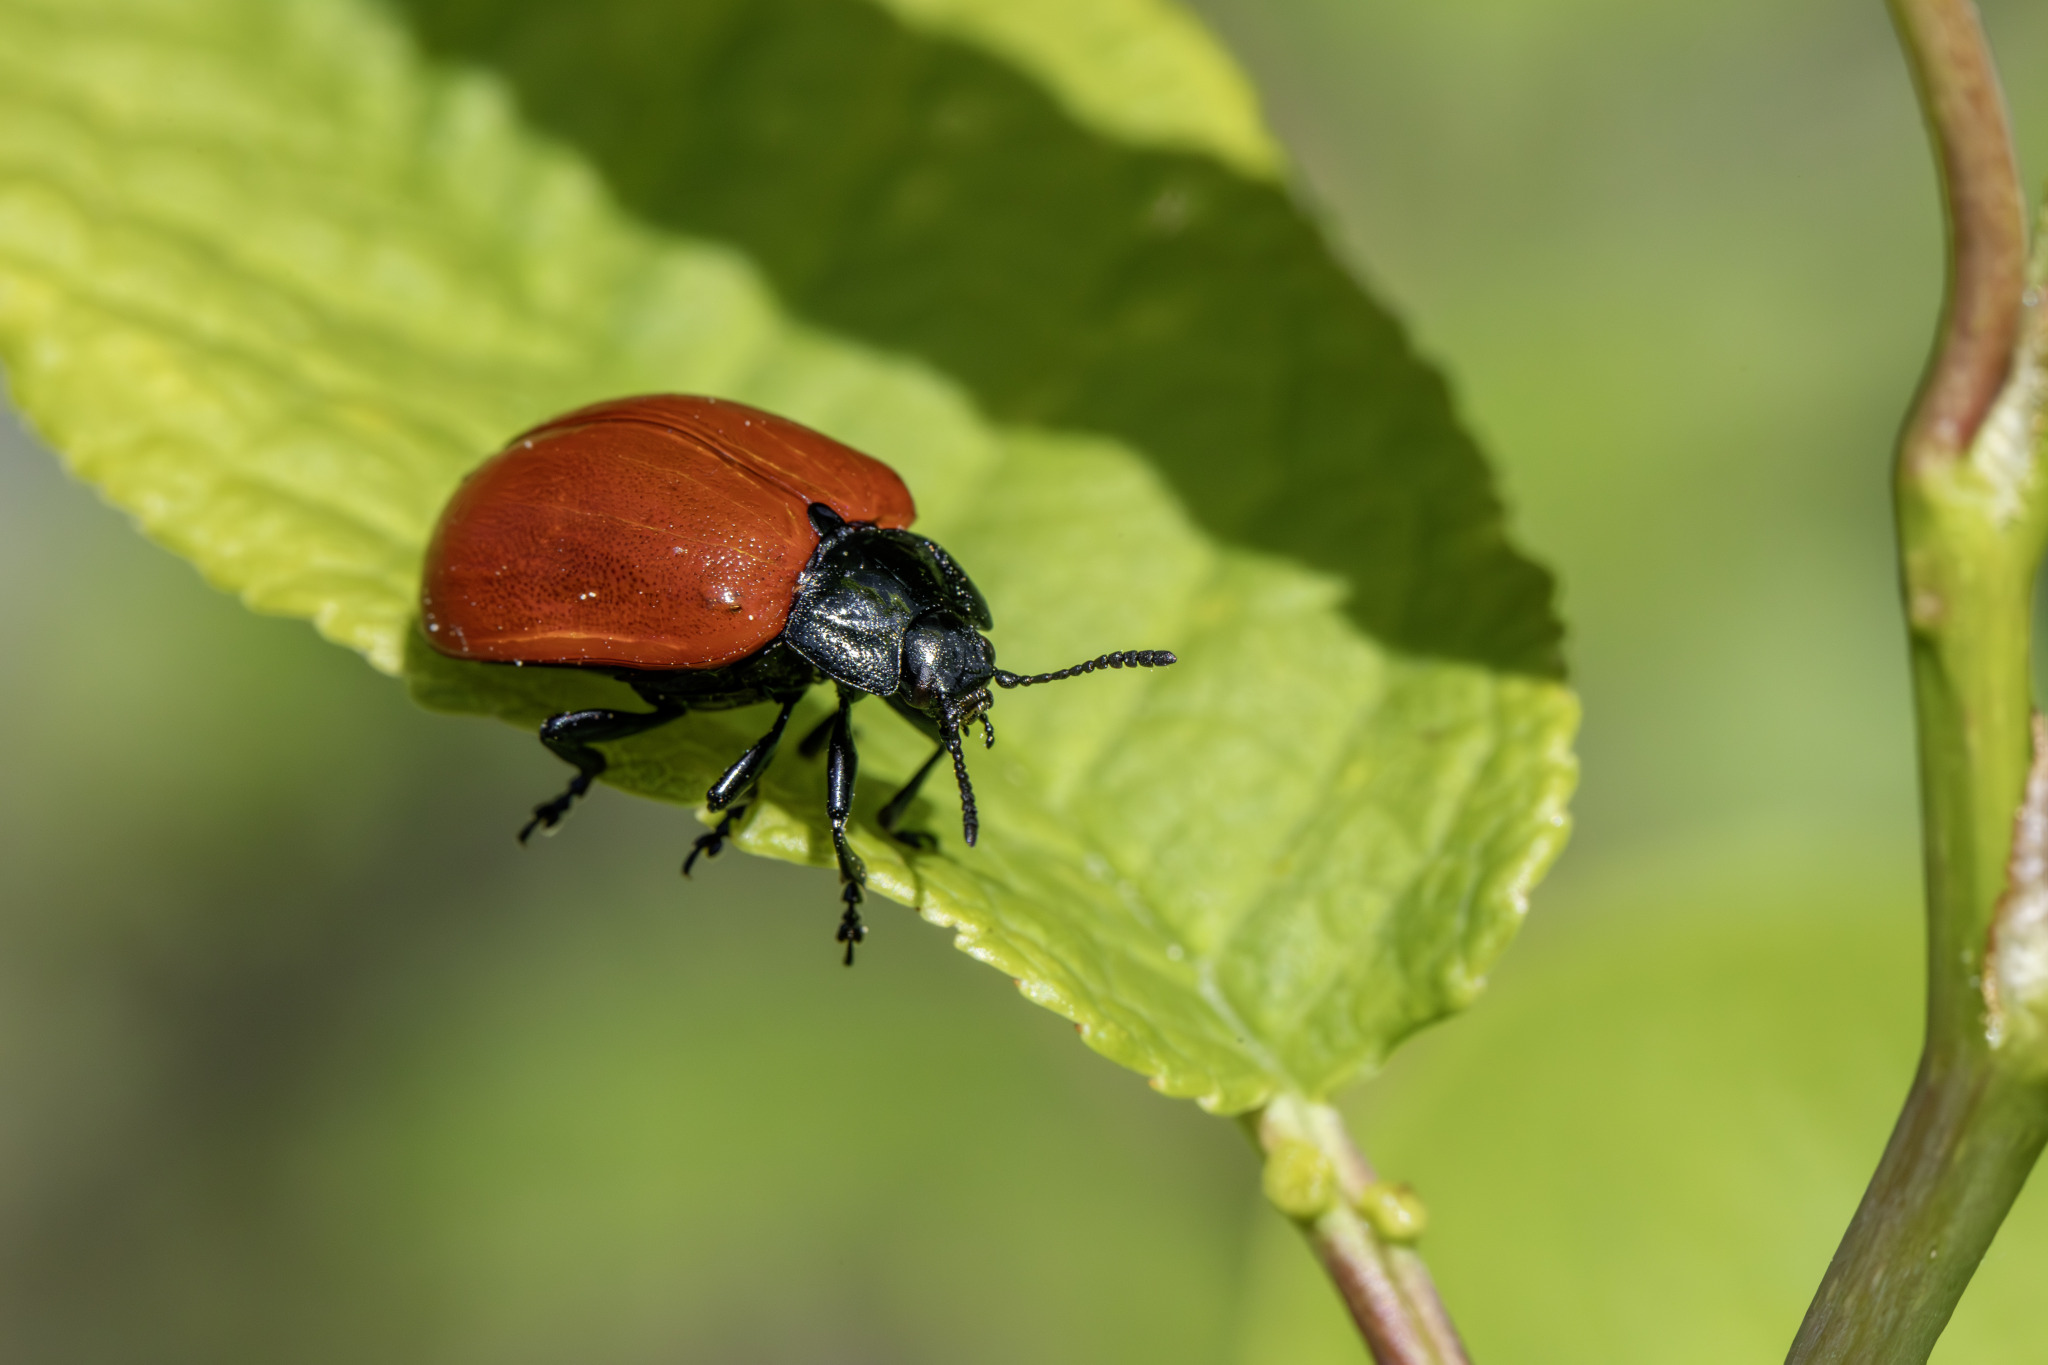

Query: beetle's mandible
[{"left": 421, "top": 395, "right": 1176, "bottom": 962}]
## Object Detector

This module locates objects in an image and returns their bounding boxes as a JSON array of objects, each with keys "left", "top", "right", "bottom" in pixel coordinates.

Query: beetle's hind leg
[
  {"left": 823, "top": 688, "right": 870, "bottom": 964},
  {"left": 877, "top": 746, "right": 945, "bottom": 852},
  {"left": 522, "top": 701, "right": 685, "bottom": 843},
  {"left": 683, "top": 697, "right": 799, "bottom": 876}
]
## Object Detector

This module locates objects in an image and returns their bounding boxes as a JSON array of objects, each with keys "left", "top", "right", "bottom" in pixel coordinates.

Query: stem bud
[
  {"left": 1357, "top": 1181, "right": 1429, "bottom": 1244},
  {"left": 1261, "top": 1137, "right": 1339, "bottom": 1220}
]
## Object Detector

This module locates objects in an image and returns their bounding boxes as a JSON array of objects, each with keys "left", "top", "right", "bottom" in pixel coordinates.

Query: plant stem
[
  {"left": 1253, "top": 1097, "right": 1469, "bottom": 1365},
  {"left": 1788, "top": 2, "right": 2048, "bottom": 1359},
  {"left": 1886, "top": 0, "right": 2026, "bottom": 469},
  {"left": 1789, "top": 1046, "right": 2048, "bottom": 1360}
]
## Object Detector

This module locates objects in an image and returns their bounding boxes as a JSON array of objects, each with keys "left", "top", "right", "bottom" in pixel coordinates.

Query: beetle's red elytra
[
  {"left": 422, "top": 395, "right": 1177, "bottom": 963},
  {"left": 423, "top": 395, "right": 915, "bottom": 670}
]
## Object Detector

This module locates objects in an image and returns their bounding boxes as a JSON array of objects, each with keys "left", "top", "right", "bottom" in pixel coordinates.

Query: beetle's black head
[
  {"left": 900, "top": 609, "right": 995, "bottom": 724},
  {"left": 895, "top": 608, "right": 998, "bottom": 848}
]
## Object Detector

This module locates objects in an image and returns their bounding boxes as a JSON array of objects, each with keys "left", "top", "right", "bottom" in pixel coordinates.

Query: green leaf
[
  {"left": 0, "top": 0, "right": 1575, "bottom": 1111},
  {"left": 864, "top": 0, "right": 1285, "bottom": 177},
  {"left": 397, "top": 0, "right": 1564, "bottom": 679}
]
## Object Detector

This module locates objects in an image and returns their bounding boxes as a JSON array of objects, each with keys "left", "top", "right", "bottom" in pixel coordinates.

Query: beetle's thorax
[{"left": 780, "top": 509, "right": 997, "bottom": 712}]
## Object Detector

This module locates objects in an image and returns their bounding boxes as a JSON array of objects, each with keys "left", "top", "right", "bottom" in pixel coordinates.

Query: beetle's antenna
[
  {"left": 993, "top": 650, "right": 1177, "bottom": 689},
  {"left": 941, "top": 717, "right": 980, "bottom": 847}
]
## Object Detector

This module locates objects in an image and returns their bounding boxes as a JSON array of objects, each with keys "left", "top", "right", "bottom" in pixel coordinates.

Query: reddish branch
[{"left": 1889, "top": 0, "right": 2027, "bottom": 468}]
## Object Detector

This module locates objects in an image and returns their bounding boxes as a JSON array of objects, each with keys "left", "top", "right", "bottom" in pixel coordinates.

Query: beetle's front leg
[
  {"left": 824, "top": 687, "right": 868, "bottom": 964},
  {"left": 877, "top": 745, "right": 944, "bottom": 851}
]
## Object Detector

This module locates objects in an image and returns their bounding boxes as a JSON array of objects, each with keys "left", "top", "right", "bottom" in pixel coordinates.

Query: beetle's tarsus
[
  {"left": 837, "top": 893, "right": 866, "bottom": 967},
  {"left": 518, "top": 773, "right": 592, "bottom": 843},
  {"left": 683, "top": 804, "right": 746, "bottom": 876}
]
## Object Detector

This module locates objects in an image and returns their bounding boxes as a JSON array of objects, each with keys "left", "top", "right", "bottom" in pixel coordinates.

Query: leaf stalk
[{"left": 1251, "top": 1096, "right": 1469, "bottom": 1365}]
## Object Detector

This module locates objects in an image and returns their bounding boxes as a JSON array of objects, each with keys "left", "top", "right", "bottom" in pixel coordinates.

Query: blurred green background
[{"left": 5, "top": 0, "right": 2048, "bottom": 1360}]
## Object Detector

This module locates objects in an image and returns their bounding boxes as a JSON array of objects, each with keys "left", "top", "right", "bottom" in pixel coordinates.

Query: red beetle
[{"left": 423, "top": 395, "right": 1175, "bottom": 961}]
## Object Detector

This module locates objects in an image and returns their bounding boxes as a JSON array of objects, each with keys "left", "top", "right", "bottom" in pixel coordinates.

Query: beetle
[{"left": 420, "top": 395, "right": 1175, "bottom": 962}]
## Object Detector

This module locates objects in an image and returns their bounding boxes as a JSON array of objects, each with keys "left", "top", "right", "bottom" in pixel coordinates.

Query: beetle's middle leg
[
  {"left": 522, "top": 701, "right": 685, "bottom": 842},
  {"left": 877, "top": 745, "right": 945, "bottom": 852},
  {"left": 684, "top": 697, "right": 799, "bottom": 875},
  {"left": 824, "top": 687, "right": 869, "bottom": 964}
]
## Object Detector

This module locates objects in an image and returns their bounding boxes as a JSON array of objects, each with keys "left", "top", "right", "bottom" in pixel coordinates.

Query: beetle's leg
[
  {"left": 706, "top": 697, "right": 799, "bottom": 811},
  {"left": 522, "top": 702, "right": 684, "bottom": 843},
  {"left": 825, "top": 687, "right": 869, "bottom": 964},
  {"left": 683, "top": 804, "right": 746, "bottom": 876},
  {"left": 877, "top": 746, "right": 945, "bottom": 852},
  {"left": 683, "top": 697, "right": 800, "bottom": 874}
]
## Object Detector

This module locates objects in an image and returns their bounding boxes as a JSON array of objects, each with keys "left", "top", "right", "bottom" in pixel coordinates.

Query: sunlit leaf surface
[{"left": 0, "top": 0, "right": 1574, "bottom": 1110}]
